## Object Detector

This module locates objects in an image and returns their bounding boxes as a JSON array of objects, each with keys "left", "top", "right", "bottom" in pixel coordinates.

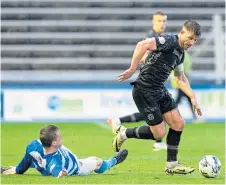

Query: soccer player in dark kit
[
  {"left": 108, "top": 11, "right": 168, "bottom": 151},
  {"left": 112, "top": 20, "right": 202, "bottom": 175}
]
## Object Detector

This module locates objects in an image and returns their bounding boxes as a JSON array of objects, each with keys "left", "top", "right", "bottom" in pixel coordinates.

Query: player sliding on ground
[
  {"left": 112, "top": 20, "right": 202, "bottom": 175},
  {"left": 1, "top": 125, "right": 128, "bottom": 178}
]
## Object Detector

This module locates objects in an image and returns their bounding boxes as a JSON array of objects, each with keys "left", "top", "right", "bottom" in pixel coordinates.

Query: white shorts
[{"left": 78, "top": 157, "right": 99, "bottom": 176}]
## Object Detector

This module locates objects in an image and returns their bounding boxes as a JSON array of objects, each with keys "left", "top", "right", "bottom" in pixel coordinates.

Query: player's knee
[
  {"left": 96, "top": 158, "right": 103, "bottom": 169},
  {"left": 173, "top": 119, "right": 185, "bottom": 131},
  {"left": 153, "top": 129, "right": 166, "bottom": 140},
  {"left": 87, "top": 156, "right": 103, "bottom": 169},
  {"left": 151, "top": 124, "right": 166, "bottom": 140}
]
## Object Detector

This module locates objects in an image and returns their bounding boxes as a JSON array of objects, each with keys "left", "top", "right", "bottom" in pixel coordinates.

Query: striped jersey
[{"left": 15, "top": 139, "right": 80, "bottom": 177}]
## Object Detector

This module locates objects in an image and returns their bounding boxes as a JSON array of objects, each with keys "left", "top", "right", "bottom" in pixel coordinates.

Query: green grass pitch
[{"left": 1, "top": 122, "right": 225, "bottom": 184}]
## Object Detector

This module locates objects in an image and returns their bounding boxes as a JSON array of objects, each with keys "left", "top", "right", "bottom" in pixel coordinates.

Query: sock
[
  {"left": 114, "top": 118, "right": 121, "bottom": 126},
  {"left": 119, "top": 113, "right": 144, "bottom": 123},
  {"left": 120, "top": 130, "right": 128, "bottom": 140},
  {"left": 156, "top": 140, "right": 162, "bottom": 143},
  {"left": 94, "top": 158, "right": 117, "bottom": 174},
  {"left": 166, "top": 161, "right": 179, "bottom": 168},
  {"left": 125, "top": 126, "right": 155, "bottom": 140},
  {"left": 119, "top": 115, "right": 133, "bottom": 123},
  {"left": 166, "top": 128, "right": 182, "bottom": 162},
  {"left": 132, "top": 113, "right": 145, "bottom": 122}
]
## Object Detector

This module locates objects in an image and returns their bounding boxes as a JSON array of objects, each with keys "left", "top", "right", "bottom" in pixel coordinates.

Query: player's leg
[
  {"left": 95, "top": 149, "right": 128, "bottom": 173},
  {"left": 108, "top": 116, "right": 166, "bottom": 151},
  {"left": 107, "top": 118, "right": 126, "bottom": 135},
  {"left": 153, "top": 139, "right": 167, "bottom": 151},
  {"left": 107, "top": 112, "right": 144, "bottom": 134},
  {"left": 119, "top": 112, "right": 145, "bottom": 123},
  {"left": 161, "top": 91, "right": 194, "bottom": 174},
  {"left": 120, "top": 112, "right": 145, "bottom": 123},
  {"left": 78, "top": 149, "right": 128, "bottom": 175},
  {"left": 112, "top": 86, "right": 166, "bottom": 152}
]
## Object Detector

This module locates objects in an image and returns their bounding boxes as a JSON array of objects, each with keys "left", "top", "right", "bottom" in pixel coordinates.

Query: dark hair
[
  {"left": 39, "top": 125, "right": 59, "bottom": 148},
  {"left": 152, "top": 11, "right": 166, "bottom": 19},
  {"left": 183, "top": 20, "right": 201, "bottom": 38}
]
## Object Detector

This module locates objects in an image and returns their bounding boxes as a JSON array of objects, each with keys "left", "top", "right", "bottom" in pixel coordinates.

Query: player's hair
[
  {"left": 183, "top": 20, "right": 201, "bottom": 38},
  {"left": 152, "top": 11, "right": 166, "bottom": 19},
  {"left": 39, "top": 125, "right": 59, "bottom": 148}
]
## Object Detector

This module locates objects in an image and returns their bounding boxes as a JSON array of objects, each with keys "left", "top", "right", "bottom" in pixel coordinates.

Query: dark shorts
[{"left": 132, "top": 84, "right": 177, "bottom": 126}]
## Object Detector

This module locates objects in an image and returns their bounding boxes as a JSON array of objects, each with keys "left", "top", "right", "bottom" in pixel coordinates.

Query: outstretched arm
[
  {"left": 130, "top": 38, "right": 157, "bottom": 70},
  {"left": 15, "top": 152, "right": 33, "bottom": 174},
  {"left": 119, "top": 35, "right": 174, "bottom": 82},
  {"left": 3, "top": 152, "right": 32, "bottom": 175},
  {"left": 174, "top": 69, "right": 202, "bottom": 116},
  {"left": 139, "top": 51, "right": 151, "bottom": 63},
  {"left": 118, "top": 38, "right": 157, "bottom": 82}
]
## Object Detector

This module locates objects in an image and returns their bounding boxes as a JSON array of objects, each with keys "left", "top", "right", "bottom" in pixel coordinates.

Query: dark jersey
[
  {"left": 135, "top": 34, "right": 184, "bottom": 90},
  {"left": 145, "top": 30, "right": 161, "bottom": 39}
]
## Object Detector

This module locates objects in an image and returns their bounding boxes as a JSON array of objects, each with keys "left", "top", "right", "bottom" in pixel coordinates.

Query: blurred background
[{"left": 1, "top": 0, "right": 225, "bottom": 123}]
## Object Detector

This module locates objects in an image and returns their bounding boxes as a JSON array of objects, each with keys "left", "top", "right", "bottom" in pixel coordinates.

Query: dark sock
[
  {"left": 132, "top": 113, "right": 145, "bottom": 122},
  {"left": 156, "top": 140, "right": 162, "bottom": 143},
  {"left": 119, "top": 113, "right": 144, "bottom": 123},
  {"left": 125, "top": 126, "right": 155, "bottom": 140},
  {"left": 166, "top": 128, "right": 182, "bottom": 162}
]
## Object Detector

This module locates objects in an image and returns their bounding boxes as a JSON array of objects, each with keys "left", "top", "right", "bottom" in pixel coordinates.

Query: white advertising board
[{"left": 3, "top": 89, "right": 225, "bottom": 122}]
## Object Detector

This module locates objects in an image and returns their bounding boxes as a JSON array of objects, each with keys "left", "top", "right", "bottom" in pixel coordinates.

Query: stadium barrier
[{"left": 1, "top": 84, "right": 225, "bottom": 123}]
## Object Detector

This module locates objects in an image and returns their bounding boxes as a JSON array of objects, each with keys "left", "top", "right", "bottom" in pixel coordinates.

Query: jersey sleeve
[
  {"left": 47, "top": 156, "right": 64, "bottom": 177},
  {"left": 174, "top": 63, "right": 184, "bottom": 72},
  {"left": 15, "top": 140, "right": 35, "bottom": 174},
  {"left": 145, "top": 30, "right": 154, "bottom": 39},
  {"left": 155, "top": 35, "right": 176, "bottom": 52}
]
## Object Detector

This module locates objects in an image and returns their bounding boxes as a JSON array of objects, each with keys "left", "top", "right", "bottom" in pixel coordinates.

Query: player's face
[
  {"left": 152, "top": 15, "right": 167, "bottom": 34},
  {"left": 181, "top": 29, "right": 198, "bottom": 50},
  {"left": 52, "top": 131, "right": 62, "bottom": 148}
]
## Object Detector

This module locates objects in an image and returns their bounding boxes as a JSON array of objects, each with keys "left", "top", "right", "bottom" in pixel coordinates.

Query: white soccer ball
[{"left": 198, "top": 155, "right": 221, "bottom": 178}]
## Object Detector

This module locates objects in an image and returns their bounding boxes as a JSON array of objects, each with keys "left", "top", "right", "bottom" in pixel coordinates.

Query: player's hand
[
  {"left": 191, "top": 98, "right": 202, "bottom": 116},
  {"left": 57, "top": 169, "right": 68, "bottom": 178},
  {"left": 3, "top": 167, "right": 16, "bottom": 175},
  {"left": 118, "top": 68, "right": 136, "bottom": 82}
]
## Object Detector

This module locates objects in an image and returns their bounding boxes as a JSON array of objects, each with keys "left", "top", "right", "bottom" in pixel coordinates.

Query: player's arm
[
  {"left": 174, "top": 64, "right": 194, "bottom": 98},
  {"left": 174, "top": 66, "right": 202, "bottom": 116},
  {"left": 132, "top": 35, "right": 174, "bottom": 68},
  {"left": 129, "top": 37, "right": 157, "bottom": 70},
  {"left": 118, "top": 37, "right": 157, "bottom": 81},
  {"left": 15, "top": 152, "right": 33, "bottom": 174},
  {"left": 119, "top": 35, "right": 173, "bottom": 81},
  {"left": 47, "top": 158, "right": 68, "bottom": 178},
  {"left": 3, "top": 144, "right": 33, "bottom": 175},
  {"left": 139, "top": 51, "right": 151, "bottom": 63}
]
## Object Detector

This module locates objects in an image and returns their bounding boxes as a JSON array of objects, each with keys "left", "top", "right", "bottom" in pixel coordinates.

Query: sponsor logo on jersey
[{"left": 159, "top": 37, "right": 165, "bottom": 44}]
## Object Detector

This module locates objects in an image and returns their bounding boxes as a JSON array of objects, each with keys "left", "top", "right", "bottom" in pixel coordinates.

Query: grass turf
[{"left": 1, "top": 122, "right": 225, "bottom": 184}]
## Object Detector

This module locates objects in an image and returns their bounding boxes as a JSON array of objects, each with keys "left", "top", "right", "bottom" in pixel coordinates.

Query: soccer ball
[{"left": 198, "top": 155, "right": 221, "bottom": 178}]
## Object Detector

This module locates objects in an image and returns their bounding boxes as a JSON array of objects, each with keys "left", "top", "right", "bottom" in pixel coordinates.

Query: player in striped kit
[{"left": 1, "top": 125, "right": 128, "bottom": 178}]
